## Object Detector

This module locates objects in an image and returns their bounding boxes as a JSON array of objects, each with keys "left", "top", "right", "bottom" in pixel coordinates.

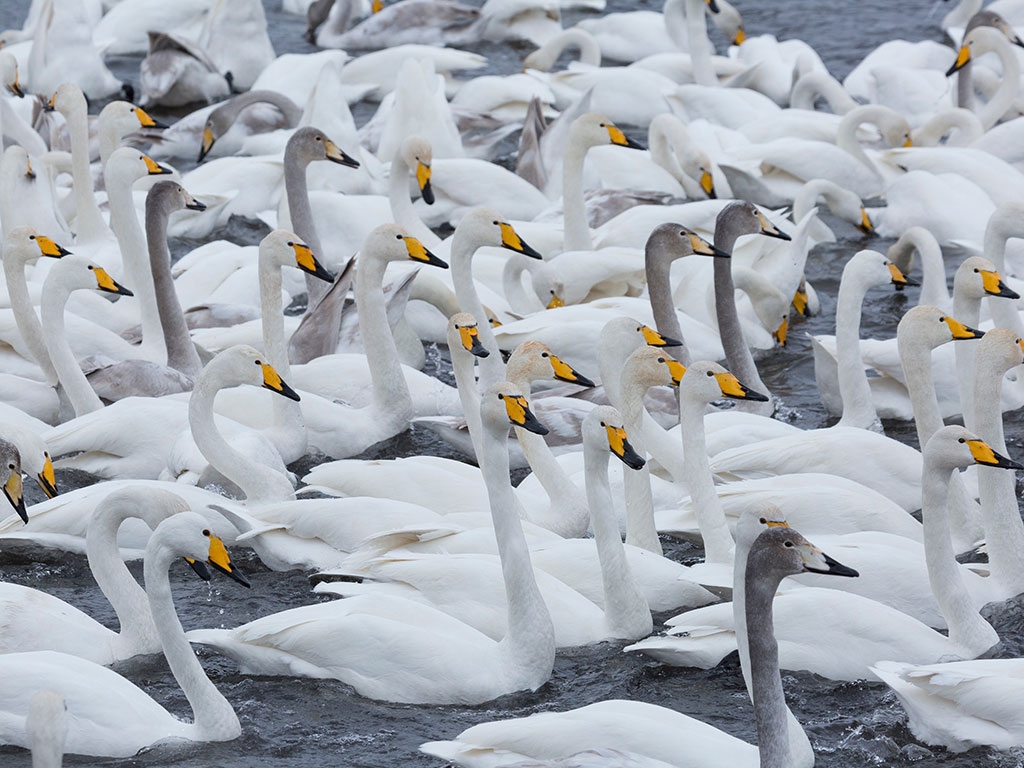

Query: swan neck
[
  {"left": 450, "top": 232, "right": 504, "bottom": 385},
  {"left": 898, "top": 333, "right": 943, "bottom": 447},
  {"left": 283, "top": 146, "right": 328, "bottom": 307},
  {"left": 976, "top": 32, "right": 1019, "bottom": 131},
  {"left": 3, "top": 252, "right": 58, "bottom": 384},
  {"left": 645, "top": 241, "right": 689, "bottom": 365},
  {"left": 835, "top": 268, "right": 880, "bottom": 429},
  {"left": 685, "top": 0, "right": 716, "bottom": 87},
  {"left": 144, "top": 543, "right": 240, "bottom": 740},
  {"left": 481, "top": 415, "right": 555, "bottom": 673},
  {"left": 744, "top": 562, "right": 794, "bottom": 768},
  {"left": 387, "top": 153, "right": 434, "bottom": 244},
  {"left": 921, "top": 459, "right": 997, "bottom": 651},
  {"left": 836, "top": 109, "right": 883, "bottom": 180},
  {"left": 679, "top": 387, "right": 734, "bottom": 563},
  {"left": 584, "top": 434, "right": 652, "bottom": 637},
  {"left": 355, "top": 252, "right": 412, "bottom": 418},
  {"left": 619, "top": 369, "right": 662, "bottom": 553},
  {"left": 108, "top": 171, "right": 165, "bottom": 363},
  {"left": 147, "top": 198, "right": 201, "bottom": 378},
  {"left": 561, "top": 136, "right": 594, "bottom": 252},
  {"left": 41, "top": 278, "right": 103, "bottom": 416},
  {"left": 64, "top": 103, "right": 107, "bottom": 242}
]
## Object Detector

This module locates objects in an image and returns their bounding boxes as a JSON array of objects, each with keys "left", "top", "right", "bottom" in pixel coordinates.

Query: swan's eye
[
  {"left": 541, "top": 352, "right": 548, "bottom": 358},
  {"left": 396, "top": 235, "right": 402, "bottom": 240},
  {"left": 254, "top": 359, "right": 261, "bottom": 365},
  {"left": 492, "top": 220, "right": 499, "bottom": 225},
  {"left": 28, "top": 235, "right": 35, "bottom": 240},
  {"left": 974, "top": 268, "right": 980, "bottom": 273},
  {"left": 958, "top": 437, "right": 966, "bottom": 443},
  {"left": 679, "top": 230, "right": 685, "bottom": 236},
  {"left": 706, "top": 370, "right": 714, "bottom": 377},
  {"left": 87, "top": 265, "right": 94, "bottom": 270},
  {"left": 287, "top": 241, "right": 293, "bottom": 247},
  {"left": 759, "top": 517, "right": 767, "bottom": 524},
  {"left": 599, "top": 122, "right": 606, "bottom": 127},
  {"left": 600, "top": 421, "right": 605, "bottom": 427},
  {"left": 938, "top": 317, "right": 945, "bottom": 323},
  {"left": 784, "top": 540, "right": 794, "bottom": 548},
  {"left": 6, "top": 463, "right": 12, "bottom": 470},
  {"left": 315, "top": 136, "right": 322, "bottom": 141},
  {"left": 497, "top": 393, "right": 504, "bottom": 401},
  {"left": 657, "top": 357, "right": 665, "bottom": 363},
  {"left": 202, "top": 529, "right": 210, "bottom": 537}
]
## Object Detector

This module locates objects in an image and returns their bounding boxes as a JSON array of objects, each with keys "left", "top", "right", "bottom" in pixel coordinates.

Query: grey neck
[{"left": 645, "top": 239, "right": 689, "bottom": 366}]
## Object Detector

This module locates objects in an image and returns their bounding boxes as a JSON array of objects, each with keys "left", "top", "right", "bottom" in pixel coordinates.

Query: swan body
[{"left": 0, "top": 511, "right": 247, "bottom": 758}]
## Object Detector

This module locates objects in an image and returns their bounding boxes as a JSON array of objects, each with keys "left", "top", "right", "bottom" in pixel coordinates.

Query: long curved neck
[
  {"left": 952, "top": 288, "right": 982, "bottom": 432},
  {"left": 3, "top": 251, "right": 58, "bottom": 384},
  {"left": 685, "top": 0, "right": 716, "bottom": 87},
  {"left": 147, "top": 199, "right": 201, "bottom": 378},
  {"left": 907, "top": 233, "right": 949, "bottom": 308},
  {"left": 507, "top": 369, "right": 589, "bottom": 539},
  {"left": 790, "top": 71, "right": 857, "bottom": 114},
  {"left": 225, "top": 90, "right": 302, "bottom": 130},
  {"left": 973, "top": 350, "right": 1024, "bottom": 593},
  {"left": 482, "top": 416, "right": 555, "bottom": 674},
  {"left": 679, "top": 387, "right": 734, "bottom": 564},
  {"left": 387, "top": 154, "right": 436, "bottom": 245},
  {"left": 914, "top": 108, "right": 983, "bottom": 147},
  {"left": 144, "top": 543, "right": 240, "bottom": 740},
  {"left": 899, "top": 332, "right": 944, "bottom": 448},
  {"left": 63, "top": 104, "right": 107, "bottom": 243},
  {"left": 86, "top": 501, "right": 158, "bottom": 655},
  {"left": 531, "top": 29, "right": 602, "bottom": 70},
  {"left": 451, "top": 348, "right": 484, "bottom": 461},
  {"left": 189, "top": 371, "right": 293, "bottom": 501},
  {"left": 645, "top": 245, "right": 689, "bottom": 365},
  {"left": 744, "top": 562, "right": 796, "bottom": 768},
  {"left": 584, "top": 438, "right": 652, "bottom": 637},
  {"left": 618, "top": 368, "right": 663, "bottom": 554},
  {"left": 836, "top": 108, "right": 885, "bottom": 180},
  {"left": 283, "top": 147, "right": 328, "bottom": 307},
  {"left": 712, "top": 217, "right": 771, "bottom": 410},
  {"left": 259, "top": 253, "right": 307, "bottom": 459},
  {"left": 354, "top": 252, "right": 412, "bottom": 420},
  {"left": 108, "top": 172, "right": 165, "bottom": 364},
  {"left": 450, "top": 233, "right": 504, "bottom": 386},
  {"left": 561, "top": 134, "right": 593, "bottom": 252},
  {"left": 835, "top": 267, "right": 880, "bottom": 430},
  {"left": 922, "top": 457, "right": 998, "bottom": 651},
  {"left": 970, "top": 29, "right": 1019, "bottom": 131},
  {"left": 41, "top": 279, "right": 103, "bottom": 417}
]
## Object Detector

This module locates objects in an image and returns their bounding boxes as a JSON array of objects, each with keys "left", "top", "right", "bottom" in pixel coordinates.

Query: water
[{"left": 3, "top": 0, "right": 1024, "bottom": 766}]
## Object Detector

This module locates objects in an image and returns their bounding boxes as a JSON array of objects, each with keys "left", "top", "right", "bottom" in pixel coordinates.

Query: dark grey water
[{"left": 4, "top": 0, "right": 1024, "bottom": 766}]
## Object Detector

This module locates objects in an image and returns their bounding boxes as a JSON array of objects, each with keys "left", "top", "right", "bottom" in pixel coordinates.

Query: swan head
[
  {"left": 400, "top": 136, "right": 434, "bottom": 205},
  {"left": 100, "top": 100, "right": 166, "bottom": 139},
  {"left": 261, "top": 230, "right": 334, "bottom": 284},
  {"left": 45, "top": 83, "right": 87, "bottom": 117},
  {"left": 456, "top": 208, "right": 543, "bottom": 259},
  {"left": 483, "top": 382, "right": 549, "bottom": 436},
  {"left": 947, "top": 23, "right": 1021, "bottom": 76},
  {"left": 638, "top": 323, "right": 682, "bottom": 348},
  {"left": 680, "top": 360, "right": 769, "bottom": 404},
  {"left": 975, "top": 328, "right": 1024, "bottom": 375},
  {"left": 954, "top": 256, "right": 1019, "bottom": 301},
  {"left": 624, "top": 345, "right": 685, "bottom": 389},
  {"left": 286, "top": 126, "right": 360, "bottom": 169},
  {"left": 364, "top": 223, "right": 448, "bottom": 269},
  {"left": 843, "top": 249, "right": 915, "bottom": 293},
  {"left": 646, "top": 222, "right": 731, "bottom": 260},
  {"left": 4, "top": 226, "right": 71, "bottom": 263},
  {"left": 717, "top": 201, "right": 791, "bottom": 242},
  {"left": 748, "top": 526, "right": 859, "bottom": 582},
  {"left": 0, "top": 438, "right": 27, "bottom": 524},
  {"left": 146, "top": 181, "right": 207, "bottom": 219},
  {"left": 926, "top": 425, "right": 1023, "bottom": 473},
  {"left": 0, "top": 52, "right": 22, "bottom": 98},
  {"left": 584, "top": 405, "right": 645, "bottom": 470},
  {"left": 735, "top": 503, "right": 789, "bottom": 552},
  {"left": 106, "top": 147, "right": 173, "bottom": 187},
  {"left": 46, "top": 254, "right": 133, "bottom": 297},
  {"left": 198, "top": 98, "right": 251, "bottom": 162},
  {"left": 898, "top": 306, "right": 984, "bottom": 353},
  {"left": 149, "top": 511, "right": 250, "bottom": 587},
  {"left": 507, "top": 340, "right": 595, "bottom": 388},
  {"left": 570, "top": 113, "right": 645, "bottom": 152},
  {"left": 203, "top": 345, "right": 301, "bottom": 403},
  {"left": 448, "top": 312, "right": 490, "bottom": 358}
]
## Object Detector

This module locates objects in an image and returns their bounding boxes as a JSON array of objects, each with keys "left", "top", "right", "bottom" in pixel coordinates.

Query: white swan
[
  {"left": 187, "top": 381, "right": 557, "bottom": 705},
  {"left": 1, "top": 438, "right": 28, "bottom": 523},
  {"left": 0, "top": 511, "right": 248, "bottom": 758},
  {"left": 629, "top": 426, "right": 1012, "bottom": 682},
  {"left": 318, "top": 405, "right": 658, "bottom": 647},
  {"left": 0, "top": 486, "right": 203, "bottom": 664},
  {"left": 25, "top": 690, "right": 66, "bottom": 768},
  {"left": 421, "top": 522, "right": 858, "bottom": 768}
]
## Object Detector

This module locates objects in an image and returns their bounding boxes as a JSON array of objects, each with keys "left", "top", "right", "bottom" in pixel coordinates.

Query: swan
[
  {"left": 421, "top": 523, "right": 857, "bottom": 768},
  {"left": 0, "top": 486, "right": 207, "bottom": 664},
  {"left": 0, "top": 511, "right": 249, "bottom": 758},
  {"left": 947, "top": 24, "right": 1021, "bottom": 131},
  {"left": 318, "top": 405, "right": 658, "bottom": 647},
  {"left": 43, "top": 344, "right": 298, "bottom": 486},
  {"left": 315, "top": 0, "right": 484, "bottom": 49},
  {"left": 197, "top": 90, "right": 302, "bottom": 161},
  {"left": 95, "top": 100, "right": 168, "bottom": 172},
  {"left": 188, "top": 381, "right": 557, "bottom": 705},
  {"left": 630, "top": 426, "right": 1013, "bottom": 681},
  {"left": 0, "top": 417, "right": 57, "bottom": 501},
  {"left": 39, "top": 255, "right": 134, "bottom": 419},
  {"left": 140, "top": 30, "right": 231, "bottom": 108},
  {"left": 1, "top": 438, "right": 28, "bottom": 523}
]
